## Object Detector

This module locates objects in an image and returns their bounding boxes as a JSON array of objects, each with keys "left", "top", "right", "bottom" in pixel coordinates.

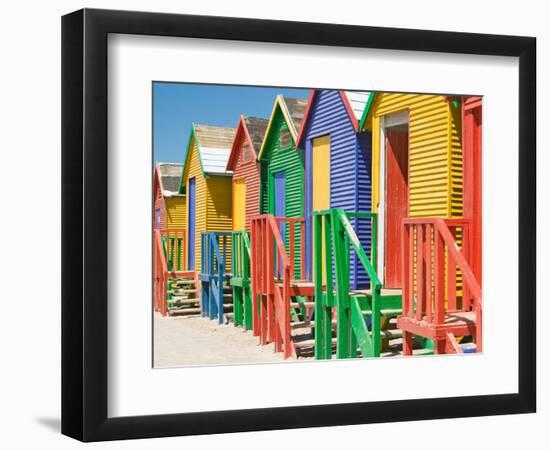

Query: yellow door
[
  {"left": 313, "top": 135, "right": 330, "bottom": 282},
  {"left": 233, "top": 179, "right": 246, "bottom": 231}
]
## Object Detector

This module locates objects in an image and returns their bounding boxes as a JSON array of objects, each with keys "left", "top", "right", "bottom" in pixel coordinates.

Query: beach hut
[
  {"left": 153, "top": 162, "right": 186, "bottom": 272},
  {"left": 226, "top": 115, "right": 269, "bottom": 231},
  {"left": 360, "top": 93, "right": 483, "bottom": 354},
  {"left": 226, "top": 115, "right": 268, "bottom": 329},
  {"left": 178, "top": 123, "right": 236, "bottom": 271},
  {"left": 153, "top": 162, "right": 186, "bottom": 231},
  {"left": 296, "top": 89, "right": 373, "bottom": 288},
  {"left": 257, "top": 95, "right": 308, "bottom": 276},
  {"left": 360, "top": 93, "right": 464, "bottom": 289}
]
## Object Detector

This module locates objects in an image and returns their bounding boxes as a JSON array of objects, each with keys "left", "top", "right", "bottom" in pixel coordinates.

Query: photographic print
[
  {"left": 152, "top": 83, "right": 482, "bottom": 367},
  {"left": 61, "top": 10, "right": 535, "bottom": 440}
]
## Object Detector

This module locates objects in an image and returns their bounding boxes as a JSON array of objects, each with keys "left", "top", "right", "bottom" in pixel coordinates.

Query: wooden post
[
  {"left": 314, "top": 214, "right": 324, "bottom": 359},
  {"left": 401, "top": 222, "right": 410, "bottom": 317},
  {"left": 416, "top": 224, "right": 424, "bottom": 321},
  {"left": 434, "top": 226, "right": 445, "bottom": 325},
  {"left": 425, "top": 224, "right": 433, "bottom": 323},
  {"left": 333, "top": 210, "right": 350, "bottom": 359},
  {"left": 323, "top": 214, "right": 334, "bottom": 359}
]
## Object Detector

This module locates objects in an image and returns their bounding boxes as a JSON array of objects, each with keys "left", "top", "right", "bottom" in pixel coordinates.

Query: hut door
[
  {"left": 188, "top": 177, "right": 196, "bottom": 270},
  {"left": 233, "top": 179, "right": 246, "bottom": 231},
  {"left": 312, "top": 135, "right": 330, "bottom": 283},
  {"left": 384, "top": 127, "right": 409, "bottom": 289},
  {"left": 273, "top": 171, "right": 286, "bottom": 276}
]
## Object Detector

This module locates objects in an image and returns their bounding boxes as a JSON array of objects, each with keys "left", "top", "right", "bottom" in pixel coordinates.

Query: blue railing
[{"left": 200, "top": 232, "right": 232, "bottom": 324}]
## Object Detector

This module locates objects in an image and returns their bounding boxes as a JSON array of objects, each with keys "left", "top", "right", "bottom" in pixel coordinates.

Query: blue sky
[{"left": 153, "top": 83, "right": 310, "bottom": 163}]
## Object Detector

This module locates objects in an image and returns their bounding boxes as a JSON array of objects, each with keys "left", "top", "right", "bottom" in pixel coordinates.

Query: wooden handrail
[
  {"left": 268, "top": 216, "right": 291, "bottom": 270},
  {"left": 153, "top": 229, "right": 169, "bottom": 316},
  {"left": 336, "top": 210, "right": 381, "bottom": 290},
  {"left": 402, "top": 217, "right": 482, "bottom": 352},
  {"left": 154, "top": 230, "right": 168, "bottom": 273},
  {"left": 160, "top": 228, "right": 186, "bottom": 271},
  {"left": 435, "top": 219, "right": 481, "bottom": 305},
  {"left": 251, "top": 214, "right": 299, "bottom": 358}
]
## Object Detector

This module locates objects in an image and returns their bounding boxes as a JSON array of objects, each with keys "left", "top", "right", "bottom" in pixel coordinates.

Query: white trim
[{"left": 384, "top": 110, "right": 409, "bottom": 128}]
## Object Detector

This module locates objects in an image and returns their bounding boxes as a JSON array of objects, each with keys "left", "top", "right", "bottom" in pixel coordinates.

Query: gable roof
[
  {"left": 257, "top": 95, "right": 308, "bottom": 160},
  {"left": 244, "top": 116, "right": 269, "bottom": 153},
  {"left": 358, "top": 92, "right": 378, "bottom": 130},
  {"left": 180, "top": 123, "right": 237, "bottom": 191},
  {"left": 343, "top": 91, "right": 371, "bottom": 121},
  {"left": 156, "top": 162, "right": 184, "bottom": 196},
  {"left": 226, "top": 115, "right": 268, "bottom": 171},
  {"left": 296, "top": 89, "right": 373, "bottom": 148}
]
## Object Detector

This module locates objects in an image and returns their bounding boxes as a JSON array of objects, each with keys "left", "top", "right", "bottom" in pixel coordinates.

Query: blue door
[
  {"left": 273, "top": 171, "right": 286, "bottom": 276},
  {"left": 188, "top": 178, "right": 196, "bottom": 270}
]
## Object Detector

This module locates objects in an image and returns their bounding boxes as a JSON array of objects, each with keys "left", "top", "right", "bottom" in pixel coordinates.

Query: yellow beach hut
[
  {"left": 178, "top": 123, "right": 237, "bottom": 272},
  {"left": 361, "top": 94, "right": 482, "bottom": 354},
  {"left": 154, "top": 162, "right": 186, "bottom": 231},
  {"left": 360, "top": 93, "right": 464, "bottom": 289}
]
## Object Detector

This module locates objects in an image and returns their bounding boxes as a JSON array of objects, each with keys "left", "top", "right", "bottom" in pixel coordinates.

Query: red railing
[
  {"left": 251, "top": 215, "right": 305, "bottom": 358},
  {"left": 153, "top": 228, "right": 187, "bottom": 316},
  {"left": 401, "top": 218, "right": 482, "bottom": 351},
  {"left": 154, "top": 229, "right": 169, "bottom": 316}
]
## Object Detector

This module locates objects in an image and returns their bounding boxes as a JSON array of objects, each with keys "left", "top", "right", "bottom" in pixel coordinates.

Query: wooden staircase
[
  {"left": 166, "top": 274, "right": 200, "bottom": 316},
  {"left": 154, "top": 228, "right": 198, "bottom": 317},
  {"left": 313, "top": 209, "right": 412, "bottom": 359},
  {"left": 251, "top": 215, "right": 313, "bottom": 359},
  {"left": 397, "top": 218, "right": 482, "bottom": 354}
]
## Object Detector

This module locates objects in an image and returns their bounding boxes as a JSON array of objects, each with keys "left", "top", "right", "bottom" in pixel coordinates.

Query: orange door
[{"left": 385, "top": 129, "right": 409, "bottom": 289}]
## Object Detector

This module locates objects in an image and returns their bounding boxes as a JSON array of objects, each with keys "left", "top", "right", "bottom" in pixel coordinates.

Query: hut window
[
  {"left": 280, "top": 128, "right": 291, "bottom": 148},
  {"left": 242, "top": 143, "right": 252, "bottom": 162}
]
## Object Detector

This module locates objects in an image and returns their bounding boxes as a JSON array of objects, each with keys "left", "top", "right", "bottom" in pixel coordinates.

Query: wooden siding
[
  {"left": 368, "top": 93, "right": 462, "bottom": 218},
  {"left": 183, "top": 135, "right": 207, "bottom": 270},
  {"left": 449, "top": 102, "right": 464, "bottom": 217},
  {"left": 366, "top": 94, "right": 464, "bottom": 294},
  {"left": 206, "top": 176, "right": 233, "bottom": 268},
  {"left": 206, "top": 177, "right": 233, "bottom": 232},
  {"left": 260, "top": 105, "right": 304, "bottom": 277},
  {"left": 153, "top": 178, "right": 166, "bottom": 230},
  {"left": 165, "top": 196, "right": 186, "bottom": 229},
  {"left": 231, "top": 125, "right": 262, "bottom": 230},
  {"left": 300, "top": 90, "right": 372, "bottom": 287}
]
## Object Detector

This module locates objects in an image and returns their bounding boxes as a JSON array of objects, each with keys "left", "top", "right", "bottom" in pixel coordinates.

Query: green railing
[
  {"left": 231, "top": 231, "right": 253, "bottom": 329},
  {"left": 313, "top": 209, "right": 386, "bottom": 359},
  {"left": 161, "top": 228, "right": 186, "bottom": 272}
]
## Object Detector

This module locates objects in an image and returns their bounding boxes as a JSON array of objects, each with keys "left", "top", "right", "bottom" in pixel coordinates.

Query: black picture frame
[{"left": 61, "top": 8, "right": 536, "bottom": 442}]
